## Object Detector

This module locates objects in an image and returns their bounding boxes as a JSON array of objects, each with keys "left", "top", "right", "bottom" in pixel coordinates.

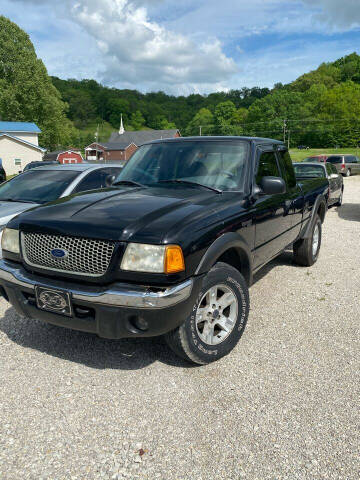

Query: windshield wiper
[
  {"left": 112, "top": 180, "right": 145, "bottom": 188},
  {"left": 0, "top": 198, "right": 36, "bottom": 203},
  {"left": 158, "top": 179, "right": 222, "bottom": 194}
]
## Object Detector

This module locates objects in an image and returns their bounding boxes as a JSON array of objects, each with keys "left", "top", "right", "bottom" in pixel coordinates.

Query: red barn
[{"left": 43, "top": 149, "right": 83, "bottom": 164}]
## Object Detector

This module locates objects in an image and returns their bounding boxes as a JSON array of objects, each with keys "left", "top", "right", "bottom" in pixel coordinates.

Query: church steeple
[{"left": 119, "top": 114, "right": 125, "bottom": 135}]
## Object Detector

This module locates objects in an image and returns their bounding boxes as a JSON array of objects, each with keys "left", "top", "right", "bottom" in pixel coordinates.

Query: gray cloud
[{"left": 302, "top": 0, "right": 360, "bottom": 28}]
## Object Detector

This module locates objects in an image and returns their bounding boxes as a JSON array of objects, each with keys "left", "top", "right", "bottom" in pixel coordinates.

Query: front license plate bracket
[{"left": 35, "top": 286, "right": 73, "bottom": 317}]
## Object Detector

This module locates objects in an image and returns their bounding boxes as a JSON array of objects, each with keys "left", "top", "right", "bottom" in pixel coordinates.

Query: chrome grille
[{"left": 21, "top": 232, "right": 115, "bottom": 276}]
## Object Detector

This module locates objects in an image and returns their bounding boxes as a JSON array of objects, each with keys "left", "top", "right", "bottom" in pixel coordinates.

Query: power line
[{"left": 199, "top": 117, "right": 360, "bottom": 129}]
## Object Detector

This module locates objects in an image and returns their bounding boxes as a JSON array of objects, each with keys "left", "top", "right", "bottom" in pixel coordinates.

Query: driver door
[{"left": 253, "top": 148, "right": 292, "bottom": 269}]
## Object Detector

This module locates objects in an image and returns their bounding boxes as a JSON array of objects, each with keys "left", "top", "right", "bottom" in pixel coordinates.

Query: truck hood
[
  {"left": 11, "top": 186, "right": 225, "bottom": 244},
  {"left": 0, "top": 201, "right": 38, "bottom": 227}
]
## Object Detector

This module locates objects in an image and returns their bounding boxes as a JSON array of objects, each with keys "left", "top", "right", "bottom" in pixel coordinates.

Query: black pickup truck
[{"left": 0, "top": 137, "right": 329, "bottom": 364}]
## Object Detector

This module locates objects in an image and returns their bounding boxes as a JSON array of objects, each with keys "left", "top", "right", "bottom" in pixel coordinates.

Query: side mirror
[
  {"left": 259, "top": 176, "right": 286, "bottom": 195},
  {"left": 105, "top": 175, "right": 116, "bottom": 187}
]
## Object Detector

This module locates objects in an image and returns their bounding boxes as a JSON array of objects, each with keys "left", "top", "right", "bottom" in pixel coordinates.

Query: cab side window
[
  {"left": 277, "top": 149, "right": 296, "bottom": 188},
  {"left": 325, "top": 163, "right": 332, "bottom": 176},
  {"left": 256, "top": 151, "right": 280, "bottom": 185}
]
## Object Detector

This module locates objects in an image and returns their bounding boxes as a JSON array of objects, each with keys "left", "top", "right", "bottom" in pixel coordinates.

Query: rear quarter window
[{"left": 326, "top": 156, "right": 343, "bottom": 164}]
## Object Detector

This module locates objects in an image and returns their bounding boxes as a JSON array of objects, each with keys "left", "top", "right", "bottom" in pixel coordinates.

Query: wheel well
[
  {"left": 216, "top": 248, "right": 251, "bottom": 285},
  {"left": 317, "top": 202, "right": 326, "bottom": 223}
]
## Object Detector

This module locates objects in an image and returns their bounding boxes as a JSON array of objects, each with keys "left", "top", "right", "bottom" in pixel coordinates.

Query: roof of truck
[{"left": 145, "top": 136, "right": 284, "bottom": 145}]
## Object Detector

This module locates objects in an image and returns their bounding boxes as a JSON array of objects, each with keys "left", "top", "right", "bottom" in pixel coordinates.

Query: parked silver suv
[{"left": 326, "top": 154, "right": 360, "bottom": 177}]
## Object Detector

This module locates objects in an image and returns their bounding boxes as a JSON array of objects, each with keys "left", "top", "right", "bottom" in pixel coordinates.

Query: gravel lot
[{"left": 0, "top": 176, "right": 359, "bottom": 480}]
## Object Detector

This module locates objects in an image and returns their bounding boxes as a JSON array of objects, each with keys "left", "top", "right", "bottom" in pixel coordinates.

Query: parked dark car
[
  {"left": 293, "top": 162, "right": 343, "bottom": 206},
  {"left": 23, "top": 160, "right": 60, "bottom": 171},
  {"left": 0, "top": 164, "right": 5, "bottom": 183},
  {"left": 297, "top": 145, "right": 310, "bottom": 150},
  {"left": 326, "top": 154, "right": 360, "bottom": 177},
  {"left": 0, "top": 137, "right": 329, "bottom": 364}
]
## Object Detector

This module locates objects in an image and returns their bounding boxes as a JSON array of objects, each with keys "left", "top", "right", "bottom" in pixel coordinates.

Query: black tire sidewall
[
  {"left": 338, "top": 191, "right": 343, "bottom": 206},
  {"left": 182, "top": 264, "right": 249, "bottom": 363}
]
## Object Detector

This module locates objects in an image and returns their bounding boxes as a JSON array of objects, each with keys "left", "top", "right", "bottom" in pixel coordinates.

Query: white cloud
[
  {"left": 8, "top": 0, "right": 237, "bottom": 93},
  {"left": 72, "top": 0, "right": 237, "bottom": 91}
]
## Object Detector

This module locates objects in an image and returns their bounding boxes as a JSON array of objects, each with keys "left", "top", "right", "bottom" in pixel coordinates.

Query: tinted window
[
  {"left": 256, "top": 151, "right": 280, "bottom": 185},
  {"left": 277, "top": 150, "right": 296, "bottom": 188},
  {"left": 330, "top": 164, "right": 338, "bottom": 174},
  {"left": 293, "top": 164, "right": 325, "bottom": 178},
  {"left": 73, "top": 168, "right": 122, "bottom": 193},
  {"left": 345, "top": 156, "right": 357, "bottom": 163},
  {"left": 0, "top": 170, "right": 79, "bottom": 203},
  {"left": 325, "top": 163, "right": 332, "bottom": 176},
  {"left": 117, "top": 141, "right": 249, "bottom": 191},
  {"left": 327, "top": 156, "right": 343, "bottom": 164}
]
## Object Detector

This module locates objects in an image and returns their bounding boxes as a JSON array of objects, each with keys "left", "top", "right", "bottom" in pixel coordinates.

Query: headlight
[
  {"left": 1, "top": 228, "right": 20, "bottom": 254},
  {"left": 121, "top": 243, "right": 185, "bottom": 274}
]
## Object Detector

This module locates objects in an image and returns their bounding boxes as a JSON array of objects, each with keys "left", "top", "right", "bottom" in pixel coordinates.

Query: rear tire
[
  {"left": 346, "top": 169, "right": 351, "bottom": 177},
  {"left": 293, "top": 215, "right": 322, "bottom": 267},
  {"left": 335, "top": 190, "right": 343, "bottom": 207},
  {"left": 165, "top": 262, "right": 249, "bottom": 365}
]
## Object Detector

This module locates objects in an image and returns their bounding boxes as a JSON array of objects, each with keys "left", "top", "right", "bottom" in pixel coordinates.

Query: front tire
[
  {"left": 165, "top": 262, "right": 249, "bottom": 365},
  {"left": 293, "top": 215, "right": 322, "bottom": 267}
]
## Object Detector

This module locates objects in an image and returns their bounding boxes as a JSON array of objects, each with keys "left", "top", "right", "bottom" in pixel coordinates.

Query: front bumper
[{"left": 0, "top": 259, "right": 203, "bottom": 339}]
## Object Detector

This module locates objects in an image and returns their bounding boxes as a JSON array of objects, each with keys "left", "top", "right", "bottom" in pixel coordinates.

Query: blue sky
[{"left": 2, "top": 0, "right": 360, "bottom": 94}]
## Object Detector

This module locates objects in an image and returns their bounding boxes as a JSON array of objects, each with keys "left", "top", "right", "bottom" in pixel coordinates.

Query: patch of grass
[
  {"left": 289, "top": 147, "right": 360, "bottom": 162},
  {"left": 77, "top": 120, "right": 115, "bottom": 143}
]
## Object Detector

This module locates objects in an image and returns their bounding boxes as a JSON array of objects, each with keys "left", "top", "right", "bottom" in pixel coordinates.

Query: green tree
[
  {"left": 0, "top": 16, "right": 76, "bottom": 149},
  {"left": 185, "top": 108, "right": 214, "bottom": 136},
  {"left": 214, "top": 101, "right": 237, "bottom": 135},
  {"left": 130, "top": 110, "right": 146, "bottom": 130}
]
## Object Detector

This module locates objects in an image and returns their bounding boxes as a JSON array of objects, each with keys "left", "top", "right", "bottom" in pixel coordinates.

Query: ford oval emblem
[{"left": 51, "top": 248, "right": 68, "bottom": 259}]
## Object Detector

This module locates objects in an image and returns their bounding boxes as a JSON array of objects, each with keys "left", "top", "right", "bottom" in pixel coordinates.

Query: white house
[{"left": 0, "top": 122, "right": 46, "bottom": 175}]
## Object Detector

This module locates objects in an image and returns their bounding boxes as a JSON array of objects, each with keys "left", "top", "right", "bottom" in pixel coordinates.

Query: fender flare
[
  {"left": 195, "top": 232, "right": 253, "bottom": 286},
  {"left": 302, "top": 194, "right": 327, "bottom": 239}
]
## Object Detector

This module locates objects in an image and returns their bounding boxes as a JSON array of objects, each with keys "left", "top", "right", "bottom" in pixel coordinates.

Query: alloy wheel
[{"left": 195, "top": 284, "right": 238, "bottom": 346}]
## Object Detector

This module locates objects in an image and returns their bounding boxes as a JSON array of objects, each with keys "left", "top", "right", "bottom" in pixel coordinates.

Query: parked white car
[{"left": 0, "top": 164, "right": 122, "bottom": 257}]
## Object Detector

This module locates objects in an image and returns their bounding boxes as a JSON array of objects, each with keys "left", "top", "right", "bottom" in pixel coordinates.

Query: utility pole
[
  {"left": 283, "top": 119, "right": 287, "bottom": 143},
  {"left": 199, "top": 125, "right": 202, "bottom": 136},
  {"left": 287, "top": 130, "right": 290, "bottom": 150}
]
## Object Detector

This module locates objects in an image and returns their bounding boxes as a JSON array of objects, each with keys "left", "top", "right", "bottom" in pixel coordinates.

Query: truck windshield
[
  {"left": 0, "top": 170, "right": 79, "bottom": 204},
  {"left": 115, "top": 141, "right": 249, "bottom": 192}
]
